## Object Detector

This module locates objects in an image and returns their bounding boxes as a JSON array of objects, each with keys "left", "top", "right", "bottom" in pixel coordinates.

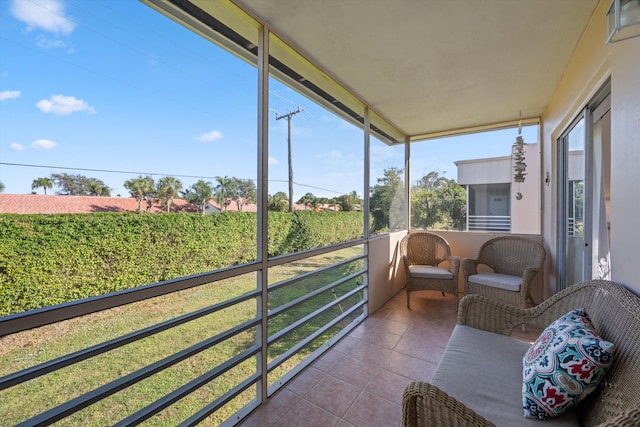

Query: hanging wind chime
[{"left": 513, "top": 116, "right": 526, "bottom": 200}]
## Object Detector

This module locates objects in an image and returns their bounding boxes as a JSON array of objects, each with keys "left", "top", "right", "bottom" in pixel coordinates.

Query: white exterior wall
[
  {"left": 568, "top": 150, "right": 585, "bottom": 181},
  {"left": 456, "top": 156, "right": 511, "bottom": 185},
  {"left": 511, "top": 143, "right": 541, "bottom": 234}
]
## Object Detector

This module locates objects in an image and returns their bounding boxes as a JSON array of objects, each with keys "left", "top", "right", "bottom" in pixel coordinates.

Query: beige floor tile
[
  {"left": 382, "top": 350, "right": 432, "bottom": 380},
  {"left": 329, "top": 355, "right": 377, "bottom": 388},
  {"left": 286, "top": 367, "right": 327, "bottom": 397},
  {"left": 364, "top": 368, "right": 414, "bottom": 405},
  {"left": 244, "top": 389, "right": 299, "bottom": 426},
  {"left": 276, "top": 399, "right": 340, "bottom": 427},
  {"left": 346, "top": 340, "right": 392, "bottom": 366},
  {"left": 306, "top": 374, "right": 361, "bottom": 417},
  {"left": 343, "top": 391, "right": 402, "bottom": 427},
  {"left": 312, "top": 349, "right": 346, "bottom": 373}
]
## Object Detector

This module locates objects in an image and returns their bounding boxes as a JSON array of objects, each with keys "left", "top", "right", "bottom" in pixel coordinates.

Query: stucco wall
[
  {"left": 367, "top": 231, "right": 406, "bottom": 313},
  {"left": 541, "top": 0, "right": 640, "bottom": 295},
  {"left": 541, "top": 0, "right": 609, "bottom": 294},
  {"left": 610, "top": 36, "right": 640, "bottom": 292}
]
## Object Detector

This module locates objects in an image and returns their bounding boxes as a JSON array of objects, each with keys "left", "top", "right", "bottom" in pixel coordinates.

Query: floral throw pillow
[{"left": 522, "top": 308, "right": 614, "bottom": 419}]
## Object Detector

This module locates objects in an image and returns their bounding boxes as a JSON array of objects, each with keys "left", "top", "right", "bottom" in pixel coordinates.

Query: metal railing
[
  {"left": 0, "top": 239, "right": 367, "bottom": 426},
  {"left": 467, "top": 215, "right": 511, "bottom": 233}
]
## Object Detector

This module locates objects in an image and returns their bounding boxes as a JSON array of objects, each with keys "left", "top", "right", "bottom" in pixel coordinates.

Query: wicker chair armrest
[
  {"left": 521, "top": 267, "right": 540, "bottom": 284},
  {"left": 445, "top": 256, "right": 460, "bottom": 275},
  {"left": 402, "top": 254, "right": 411, "bottom": 270},
  {"left": 519, "top": 266, "right": 541, "bottom": 296},
  {"left": 595, "top": 407, "right": 640, "bottom": 427},
  {"left": 457, "top": 294, "right": 530, "bottom": 335},
  {"left": 461, "top": 257, "right": 482, "bottom": 278},
  {"left": 402, "top": 381, "right": 495, "bottom": 427}
]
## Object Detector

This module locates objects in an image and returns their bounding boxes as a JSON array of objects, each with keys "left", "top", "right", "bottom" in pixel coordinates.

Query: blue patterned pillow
[{"left": 522, "top": 308, "right": 614, "bottom": 419}]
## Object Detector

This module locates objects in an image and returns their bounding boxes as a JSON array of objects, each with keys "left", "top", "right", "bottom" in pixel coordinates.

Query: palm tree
[
  {"left": 268, "top": 192, "right": 289, "bottom": 212},
  {"left": 31, "top": 177, "right": 53, "bottom": 195},
  {"left": 124, "top": 175, "right": 155, "bottom": 212},
  {"left": 88, "top": 181, "right": 111, "bottom": 197},
  {"left": 297, "top": 192, "right": 319, "bottom": 210},
  {"left": 233, "top": 178, "right": 257, "bottom": 211},
  {"left": 215, "top": 176, "right": 234, "bottom": 212},
  {"left": 156, "top": 176, "right": 183, "bottom": 213},
  {"left": 0, "top": 181, "right": 5, "bottom": 193},
  {"left": 184, "top": 180, "right": 214, "bottom": 215}
]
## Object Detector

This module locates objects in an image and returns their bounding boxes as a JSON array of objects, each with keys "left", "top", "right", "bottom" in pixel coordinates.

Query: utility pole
[{"left": 276, "top": 107, "right": 302, "bottom": 213}]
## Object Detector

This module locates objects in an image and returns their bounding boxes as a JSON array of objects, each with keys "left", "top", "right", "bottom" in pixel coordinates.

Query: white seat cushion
[
  {"left": 468, "top": 272, "right": 522, "bottom": 292},
  {"left": 409, "top": 265, "right": 453, "bottom": 279}
]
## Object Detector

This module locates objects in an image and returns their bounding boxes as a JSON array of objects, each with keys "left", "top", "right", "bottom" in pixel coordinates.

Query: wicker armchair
[
  {"left": 400, "top": 231, "right": 460, "bottom": 308},
  {"left": 462, "top": 236, "right": 545, "bottom": 310}
]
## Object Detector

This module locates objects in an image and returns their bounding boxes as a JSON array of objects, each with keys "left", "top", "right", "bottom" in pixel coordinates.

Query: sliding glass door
[{"left": 557, "top": 82, "right": 611, "bottom": 290}]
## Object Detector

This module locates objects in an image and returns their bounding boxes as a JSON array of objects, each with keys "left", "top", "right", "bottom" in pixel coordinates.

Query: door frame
[{"left": 556, "top": 79, "right": 611, "bottom": 290}]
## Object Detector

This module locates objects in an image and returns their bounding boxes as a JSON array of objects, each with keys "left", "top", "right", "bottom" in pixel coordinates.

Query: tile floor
[{"left": 240, "top": 289, "right": 540, "bottom": 427}]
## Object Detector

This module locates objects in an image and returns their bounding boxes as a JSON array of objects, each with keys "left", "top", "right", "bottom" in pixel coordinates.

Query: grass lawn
[{"left": 0, "top": 246, "right": 364, "bottom": 426}]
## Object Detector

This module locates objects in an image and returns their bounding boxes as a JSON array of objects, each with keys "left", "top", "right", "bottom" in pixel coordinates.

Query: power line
[
  {"left": 0, "top": 162, "right": 235, "bottom": 181},
  {"left": 0, "top": 163, "right": 355, "bottom": 196}
]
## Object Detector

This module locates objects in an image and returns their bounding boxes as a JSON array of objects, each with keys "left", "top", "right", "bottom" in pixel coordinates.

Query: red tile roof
[
  {"left": 0, "top": 194, "right": 333, "bottom": 214},
  {"left": 0, "top": 194, "right": 200, "bottom": 214}
]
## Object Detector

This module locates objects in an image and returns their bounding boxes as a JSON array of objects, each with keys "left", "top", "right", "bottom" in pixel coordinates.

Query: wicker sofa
[{"left": 402, "top": 280, "right": 640, "bottom": 426}]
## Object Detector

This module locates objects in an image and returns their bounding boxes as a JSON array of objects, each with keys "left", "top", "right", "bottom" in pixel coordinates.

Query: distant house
[
  {"left": 0, "top": 194, "right": 199, "bottom": 214},
  {"left": 0, "top": 194, "right": 343, "bottom": 215},
  {"left": 455, "top": 143, "right": 540, "bottom": 234},
  {"left": 205, "top": 198, "right": 258, "bottom": 214}
]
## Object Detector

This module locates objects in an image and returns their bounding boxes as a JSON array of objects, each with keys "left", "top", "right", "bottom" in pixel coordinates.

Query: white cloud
[
  {"left": 268, "top": 156, "right": 280, "bottom": 165},
  {"left": 330, "top": 150, "right": 342, "bottom": 159},
  {"left": 196, "top": 130, "right": 223, "bottom": 142},
  {"left": 0, "top": 90, "right": 21, "bottom": 101},
  {"left": 11, "top": 0, "right": 76, "bottom": 35},
  {"left": 32, "top": 139, "right": 58, "bottom": 149},
  {"left": 36, "top": 36, "right": 68, "bottom": 50},
  {"left": 10, "top": 142, "right": 25, "bottom": 151},
  {"left": 36, "top": 95, "right": 95, "bottom": 115}
]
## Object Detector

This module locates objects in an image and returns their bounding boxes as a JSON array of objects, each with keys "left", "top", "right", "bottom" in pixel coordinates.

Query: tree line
[
  {"left": 9, "top": 168, "right": 466, "bottom": 230},
  {"left": 23, "top": 173, "right": 366, "bottom": 215},
  {"left": 25, "top": 173, "right": 257, "bottom": 214},
  {"left": 369, "top": 167, "right": 466, "bottom": 231}
]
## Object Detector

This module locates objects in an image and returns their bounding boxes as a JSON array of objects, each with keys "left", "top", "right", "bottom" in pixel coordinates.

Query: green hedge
[{"left": 0, "top": 211, "right": 364, "bottom": 315}]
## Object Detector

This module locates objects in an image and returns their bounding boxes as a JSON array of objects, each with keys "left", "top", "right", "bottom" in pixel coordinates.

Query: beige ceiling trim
[
  {"left": 369, "top": 110, "right": 406, "bottom": 145},
  {"left": 410, "top": 117, "right": 541, "bottom": 142}
]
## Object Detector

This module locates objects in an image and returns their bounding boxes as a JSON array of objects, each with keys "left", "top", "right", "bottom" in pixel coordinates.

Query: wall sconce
[{"left": 607, "top": 0, "right": 640, "bottom": 44}]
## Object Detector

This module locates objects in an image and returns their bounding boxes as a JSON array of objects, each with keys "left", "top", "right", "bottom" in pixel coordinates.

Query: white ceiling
[{"left": 233, "top": 0, "right": 599, "bottom": 138}]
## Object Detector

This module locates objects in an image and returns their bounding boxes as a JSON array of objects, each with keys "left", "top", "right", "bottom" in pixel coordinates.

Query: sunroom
[{"left": 1, "top": 0, "right": 639, "bottom": 425}]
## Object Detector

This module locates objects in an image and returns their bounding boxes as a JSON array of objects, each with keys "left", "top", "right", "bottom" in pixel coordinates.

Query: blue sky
[{"left": 0, "top": 0, "right": 537, "bottom": 200}]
